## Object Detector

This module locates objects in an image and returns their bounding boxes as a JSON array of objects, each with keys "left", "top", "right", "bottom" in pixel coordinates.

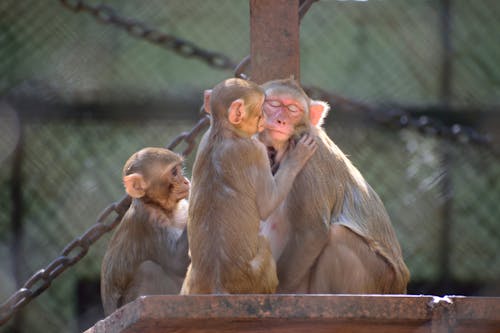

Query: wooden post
[{"left": 249, "top": 0, "right": 300, "bottom": 84}]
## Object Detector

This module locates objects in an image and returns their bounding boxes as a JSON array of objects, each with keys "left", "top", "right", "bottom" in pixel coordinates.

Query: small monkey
[
  {"left": 258, "top": 78, "right": 410, "bottom": 294},
  {"left": 181, "top": 78, "right": 317, "bottom": 294},
  {"left": 100, "top": 147, "right": 190, "bottom": 315}
]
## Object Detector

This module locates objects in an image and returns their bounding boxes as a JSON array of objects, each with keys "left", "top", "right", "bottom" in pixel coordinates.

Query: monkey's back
[
  {"left": 184, "top": 131, "right": 278, "bottom": 294},
  {"left": 283, "top": 127, "right": 410, "bottom": 292},
  {"left": 101, "top": 202, "right": 172, "bottom": 314}
]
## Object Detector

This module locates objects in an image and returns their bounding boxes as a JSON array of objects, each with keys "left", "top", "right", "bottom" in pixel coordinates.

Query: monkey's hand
[{"left": 286, "top": 134, "right": 317, "bottom": 168}]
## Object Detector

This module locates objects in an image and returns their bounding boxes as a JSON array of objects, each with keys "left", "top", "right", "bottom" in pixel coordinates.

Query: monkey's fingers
[
  {"left": 298, "top": 133, "right": 311, "bottom": 144},
  {"left": 299, "top": 134, "right": 317, "bottom": 148},
  {"left": 296, "top": 137, "right": 318, "bottom": 159}
]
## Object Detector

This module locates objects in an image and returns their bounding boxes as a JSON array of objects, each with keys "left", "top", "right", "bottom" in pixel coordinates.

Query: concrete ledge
[{"left": 85, "top": 295, "right": 500, "bottom": 333}]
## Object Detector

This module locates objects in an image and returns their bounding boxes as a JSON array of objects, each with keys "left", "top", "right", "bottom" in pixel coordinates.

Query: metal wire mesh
[{"left": 0, "top": 0, "right": 499, "bottom": 332}]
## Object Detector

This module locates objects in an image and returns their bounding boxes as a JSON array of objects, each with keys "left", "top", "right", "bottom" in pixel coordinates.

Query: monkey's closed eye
[
  {"left": 172, "top": 167, "right": 178, "bottom": 177},
  {"left": 287, "top": 104, "right": 300, "bottom": 113},
  {"left": 267, "top": 100, "right": 281, "bottom": 108}
]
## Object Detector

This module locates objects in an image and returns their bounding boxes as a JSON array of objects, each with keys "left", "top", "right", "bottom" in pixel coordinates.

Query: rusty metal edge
[
  {"left": 450, "top": 296, "right": 500, "bottom": 321},
  {"left": 84, "top": 294, "right": 457, "bottom": 333}
]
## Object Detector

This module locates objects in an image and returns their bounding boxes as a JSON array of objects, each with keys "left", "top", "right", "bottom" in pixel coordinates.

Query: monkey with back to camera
[
  {"left": 181, "top": 78, "right": 317, "bottom": 294},
  {"left": 100, "top": 147, "right": 190, "bottom": 316}
]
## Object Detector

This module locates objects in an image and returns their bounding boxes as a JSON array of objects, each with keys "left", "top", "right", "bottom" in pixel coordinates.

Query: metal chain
[
  {"left": 0, "top": 115, "right": 210, "bottom": 326},
  {"left": 58, "top": 0, "right": 237, "bottom": 70},
  {"left": 304, "top": 85, "right": 495, "bottom": 151},
  {"left": 167, "top": 114, "right": 210, "bottom": 154}
]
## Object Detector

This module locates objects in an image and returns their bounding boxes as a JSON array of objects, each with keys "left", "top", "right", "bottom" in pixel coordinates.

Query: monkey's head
[
  {"left": 259, "top": 78, "right": 330, "bottom": 145},
  {"left": 204, "top": 78, "right": 266, "bottom": 137},
  {"left": 122, "top": 147, "right": 190, "bottom": 210}
]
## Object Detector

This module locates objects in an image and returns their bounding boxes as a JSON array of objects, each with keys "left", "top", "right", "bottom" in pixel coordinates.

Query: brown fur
[
  {"left": 181, "top": 78, "right": 316, "bottom": 294},
  {"left": 259, "top": 78, "right": 410, "bottom": 294},
  {"left": 100, "top": 147, "right": 190, "bottom": 315}
]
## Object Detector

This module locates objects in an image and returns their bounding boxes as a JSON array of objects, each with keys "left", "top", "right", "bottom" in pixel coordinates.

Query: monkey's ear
[
  {"left": 309, "top": 100, "right": 330, "bottom": 127},
  {"left": 123, "top": 173, "right": 147, "bottom": 198},
  {"left": 203, "top": 89, "right": 212, "bottom": 114},
  {"left": 228, "top": 99, "right": 245, "bottom": 125}
]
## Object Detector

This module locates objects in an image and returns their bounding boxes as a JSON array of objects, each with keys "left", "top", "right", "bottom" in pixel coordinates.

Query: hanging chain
[
  {"left": 58, "top": 0, "right": 237, "bottom": 70},
  {"left": 0, "top": 115, "right": 210, "bottom": 326},
  {"left": 304, "top": 85, "right": 494, "bottom": 151}
]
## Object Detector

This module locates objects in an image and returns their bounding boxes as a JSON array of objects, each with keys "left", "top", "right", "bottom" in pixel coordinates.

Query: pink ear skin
[
  {"left": 228, "top": 99, "right": 245, "bottom": 125},
  {"left": 309, "top": 100, "right": 330, "bottom": 127},
  {"left": 204, "top": 89, "right": 212, "bottom": 114},
  {"left": 123, "top": 173, "right": 147, "bottom": 198}
]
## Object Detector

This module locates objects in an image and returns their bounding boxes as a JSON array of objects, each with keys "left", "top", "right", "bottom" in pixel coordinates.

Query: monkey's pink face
[{"left": 262, "top": 94, "right": 306, "bottom": 143}]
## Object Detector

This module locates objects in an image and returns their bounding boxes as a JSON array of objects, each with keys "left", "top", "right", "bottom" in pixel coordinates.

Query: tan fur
[
  {"left": 259, "top": 78, "right": 410, "bottom": 294},
  {"left": 181, "top": 78, "right": 316, "bottom": 294},
  {"left": 100, "top": 147, "right": 190, "bottom": 315}
]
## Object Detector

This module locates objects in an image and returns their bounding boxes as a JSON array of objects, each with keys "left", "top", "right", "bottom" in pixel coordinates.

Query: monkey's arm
[
  {"left": 101, "top": 251, "right": 127, "bottom": 316},
  {"left": 255, "top": 135, "right": 316, "bottom": 219},
  {"left": 254, "top": 149, "right": 302, "bottom": 220}
]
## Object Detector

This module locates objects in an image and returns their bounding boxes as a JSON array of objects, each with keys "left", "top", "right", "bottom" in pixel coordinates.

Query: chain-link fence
[{"left": 1, "top": 0, "right": 499, "bottom": 332}]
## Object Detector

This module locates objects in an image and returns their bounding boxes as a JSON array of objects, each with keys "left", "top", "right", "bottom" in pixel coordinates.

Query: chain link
[
  {"left": 58, "top": 0, "right": 237, "bottom": 70},
  {"left": 0, "top": 115, "right": 209, "bottom": 326},
  {"left": 304, "top": 85, "right": 495, "bottom": 151},
  {"left": 167, "top": 114, "right": 210, "bottom": 154}
]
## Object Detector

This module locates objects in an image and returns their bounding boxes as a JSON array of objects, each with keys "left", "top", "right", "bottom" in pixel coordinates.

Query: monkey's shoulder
[
  {"left": 215, "top": 137, "right": 267, "bottom": 164},
  {"left": 117, "top": 201, "right": 183, "bottom": 231}
]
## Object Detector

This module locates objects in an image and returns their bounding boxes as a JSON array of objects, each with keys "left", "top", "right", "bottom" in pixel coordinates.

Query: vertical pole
[
  {"left": 249, "top": 0, "right": 300, "bottom": 84},
  {"left": 10, "top": 116, "right": 24, "bottom": 332},
  {"left": 438, "top": 0, "right": 453, "bottom": 291},
  {"left": 440, "top": 0, "right": 453, "bottom": 103}
]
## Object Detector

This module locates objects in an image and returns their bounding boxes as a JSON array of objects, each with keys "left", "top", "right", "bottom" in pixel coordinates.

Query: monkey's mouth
[
  {"left": 176, "top": 189, "right": 189, "bottom": 199},
  {"left": 265, "top": 126, "right": 292, "bottom": 137}
]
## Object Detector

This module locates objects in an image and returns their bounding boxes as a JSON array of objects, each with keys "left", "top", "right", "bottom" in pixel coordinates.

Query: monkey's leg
[
  {"left": 253, "top": 236, "right": 279, "bottom": 293},
  {"left": 309, "top": 224, "right": 395, "bottom": 294},
  {"left": 123, "top": 260, "right": 182, "bottom": 303}
]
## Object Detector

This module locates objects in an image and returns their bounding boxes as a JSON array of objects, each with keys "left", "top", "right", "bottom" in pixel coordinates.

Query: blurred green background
[{"left": 1, "top": 0, "right": 499, "bottom": 332}]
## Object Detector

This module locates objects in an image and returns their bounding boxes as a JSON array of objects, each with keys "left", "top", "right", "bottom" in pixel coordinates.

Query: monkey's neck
[
  {"left": 258, "top": 131, "right": 291, "bottom": 173},
  {"left": 212, "top": 123, "right": 250, "bottom": 139},
  {"left": 267, "top": 143, "right": 289, "bottom": 175},
  {"left": 136, "top": 197, "right": 176, "bottom": 220}
]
